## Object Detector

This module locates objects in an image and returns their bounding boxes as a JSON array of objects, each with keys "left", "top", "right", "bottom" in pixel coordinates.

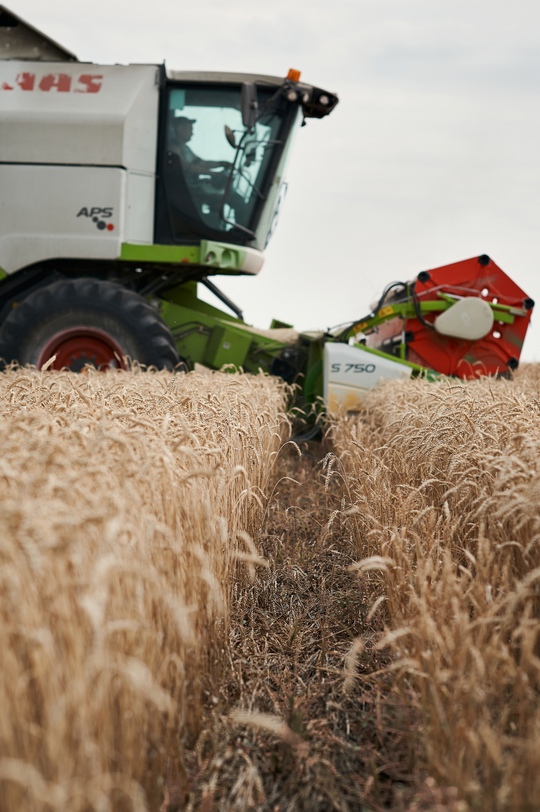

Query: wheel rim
[{"left": 36, "top": 327, "right": 127, "bottom": 371}]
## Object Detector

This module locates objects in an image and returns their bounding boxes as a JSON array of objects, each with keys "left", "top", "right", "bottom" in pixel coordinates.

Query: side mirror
[
  {"left": 241, "top": 82, "right": 258, "bottom": 130},
  {"left": 224, "top": 125, "right": 236, "bottom": 148}
]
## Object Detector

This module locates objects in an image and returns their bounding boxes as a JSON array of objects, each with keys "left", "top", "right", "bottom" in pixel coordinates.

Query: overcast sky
[{"left": 13, "top": 0, "right": 540, "bottom": 360}]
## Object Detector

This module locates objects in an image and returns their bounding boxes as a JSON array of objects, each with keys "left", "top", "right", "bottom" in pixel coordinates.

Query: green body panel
[
  {"left": 120, "top": 241, "right": 259, "bottom": 274},
  {"left": 203, "top": 325, "right": 253, "bottom": 368},
  {"left": 120, "top": 243, "right": 200, "bottom": 265},
  {"left": 160, "top": 283, "right": 288, "bottom": 373},
  {"left": 0, "top": 268, "right": 7, "bottom": 280},
  {"left": 303, "top": 347, "right": 324, "bottom": 405},
  {"left": 158, "top": 281, "right": 326, "bottom": 405}
]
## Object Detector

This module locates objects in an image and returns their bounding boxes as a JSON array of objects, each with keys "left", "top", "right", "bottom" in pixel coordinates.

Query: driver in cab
[{"left": 170, "top": 116, "right": 232, "bottom": 178}]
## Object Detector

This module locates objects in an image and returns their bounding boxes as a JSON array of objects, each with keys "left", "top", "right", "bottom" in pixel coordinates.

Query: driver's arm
[{"left": 190, "top": 157, "right": 232, "bottom": 173}]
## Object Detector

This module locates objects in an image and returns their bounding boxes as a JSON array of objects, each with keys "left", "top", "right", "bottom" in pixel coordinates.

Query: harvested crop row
[
  {"left": 333, "top": 365, "right": 540, "bottom": 810},
  {"left": 0, "top": 367, "right": 289, "bottom": 812}
]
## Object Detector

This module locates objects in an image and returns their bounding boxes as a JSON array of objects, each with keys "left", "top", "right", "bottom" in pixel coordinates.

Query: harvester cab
[{"left": 158, "top": 68, "right": 335, "bottom": 251}]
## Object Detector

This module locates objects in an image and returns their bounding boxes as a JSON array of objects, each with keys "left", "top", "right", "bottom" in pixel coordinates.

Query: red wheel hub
[{"left": 36, "top": 327, "right": 127, "bottom": 371}]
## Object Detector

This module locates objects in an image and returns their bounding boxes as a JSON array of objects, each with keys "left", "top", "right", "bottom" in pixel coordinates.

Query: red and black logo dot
[{"left": 92, "top": 216, "right": 115, "bottom": 231}]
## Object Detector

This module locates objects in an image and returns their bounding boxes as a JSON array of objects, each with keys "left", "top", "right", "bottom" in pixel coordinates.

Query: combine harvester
[{"left": 0, "top": 7, "right": 534, "bottom": 417}]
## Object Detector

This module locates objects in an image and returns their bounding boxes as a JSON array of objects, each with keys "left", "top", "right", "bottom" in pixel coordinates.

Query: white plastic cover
[{"left": 434, "top": 297, "right": 494, "bottom": 341}]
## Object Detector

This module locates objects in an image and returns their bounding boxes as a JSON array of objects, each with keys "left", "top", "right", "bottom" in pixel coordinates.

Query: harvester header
[{"left": 340, "top": 255, "right": 534, "bottom": 380}]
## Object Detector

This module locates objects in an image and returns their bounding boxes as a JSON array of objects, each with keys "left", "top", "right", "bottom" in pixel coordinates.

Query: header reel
[{"left": 343, "top": 255, "right": 534, "bottom": 379}]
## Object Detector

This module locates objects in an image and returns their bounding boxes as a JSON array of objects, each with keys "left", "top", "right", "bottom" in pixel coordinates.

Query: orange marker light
[{"left": 287, "top": 68, "right": 301, "bottom": 83}]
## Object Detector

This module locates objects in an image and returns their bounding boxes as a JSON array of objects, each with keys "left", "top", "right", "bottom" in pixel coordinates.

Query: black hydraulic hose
[
  {"left": 335, "top": 280, "right": 407, "bottom": 341},
  {"left": 410, "top": 280, "right": 435, "bottom": 330},
  {"left": 200, "top": 277, "right": 244, "bottom": 320},
  {"left": 373, "top": 280, "right": 407, "bottom": 312}
]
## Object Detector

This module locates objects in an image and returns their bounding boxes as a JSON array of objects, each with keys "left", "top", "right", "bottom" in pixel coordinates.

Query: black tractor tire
[{"left": 0, "top": 277, "right": 180, "bottom": 371}]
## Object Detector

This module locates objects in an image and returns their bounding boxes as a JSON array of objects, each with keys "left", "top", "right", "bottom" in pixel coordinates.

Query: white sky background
[{"left": 14, "top": 0, "right": 540, "bottom": 360}]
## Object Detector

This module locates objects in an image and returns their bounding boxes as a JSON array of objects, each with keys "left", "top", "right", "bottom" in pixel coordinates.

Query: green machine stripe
[
  {"left": 0, "top": 268, "right": 7, "bottom": 280},
  {"left": 120, "top": 244, "right": 201, "bottom": 264}
]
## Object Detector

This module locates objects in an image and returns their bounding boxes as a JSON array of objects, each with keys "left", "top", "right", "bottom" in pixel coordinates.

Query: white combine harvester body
[{"left": 0, "top": 61, "right": 269, "bottom": 276}]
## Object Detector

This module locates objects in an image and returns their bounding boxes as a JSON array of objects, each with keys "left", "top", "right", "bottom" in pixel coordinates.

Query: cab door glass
[{"left": 164, "top": 85, "right": 285, "bottom": 238}]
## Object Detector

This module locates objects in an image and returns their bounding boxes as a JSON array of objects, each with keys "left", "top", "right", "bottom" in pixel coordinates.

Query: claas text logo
[{"left": 1, "top": 73, "right": 103, "bottom": 93}]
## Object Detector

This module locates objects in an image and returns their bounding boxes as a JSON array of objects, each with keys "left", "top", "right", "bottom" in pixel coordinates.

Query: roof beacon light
[{"left": 287, "top": 68, "right": 301, "bottom": 82}]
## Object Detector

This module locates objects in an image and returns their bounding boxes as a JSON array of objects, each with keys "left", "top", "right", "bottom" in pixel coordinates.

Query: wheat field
[
  {"left": 0, "top": 367, "right": 289, "bottom": 811},
  {"left": 333, "top": 365, "right": 540, "bottom": 811},
  {"left": 1, "top": 363, "right": 539, "bottom": 811}
]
